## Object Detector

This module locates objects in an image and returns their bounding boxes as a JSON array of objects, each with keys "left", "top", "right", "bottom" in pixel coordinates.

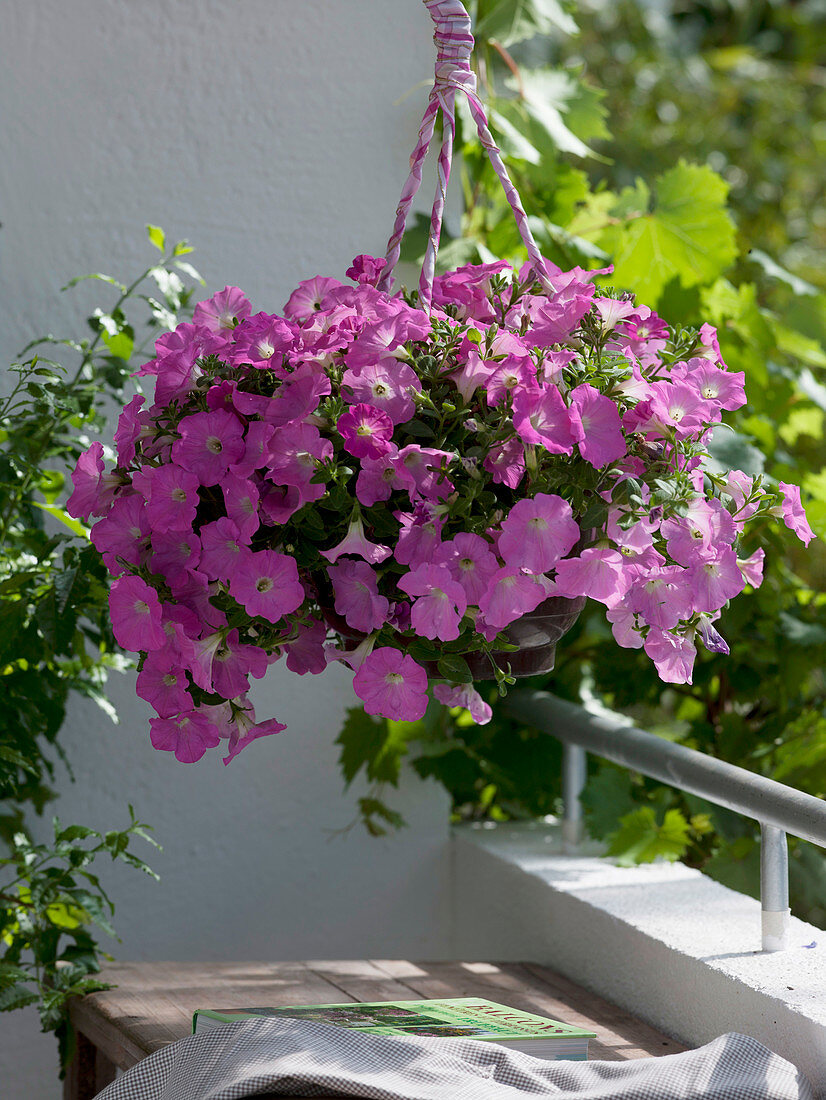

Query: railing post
[
  {"left": 760, "top": 823, "right": 790, "bottom": 951},
  {"left": 562, "top": 743, "right": 587, "bottom": 848}
]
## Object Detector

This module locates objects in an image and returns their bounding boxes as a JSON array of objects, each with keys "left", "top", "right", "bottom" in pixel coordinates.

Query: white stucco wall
[{"left": 0, "top": 3, "right": 451, "bottom": 1097}]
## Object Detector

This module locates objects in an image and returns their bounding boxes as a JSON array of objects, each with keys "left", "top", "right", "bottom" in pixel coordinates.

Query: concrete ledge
[{"left": 452, "top": 821, "right": 826, "bottom": 1095}]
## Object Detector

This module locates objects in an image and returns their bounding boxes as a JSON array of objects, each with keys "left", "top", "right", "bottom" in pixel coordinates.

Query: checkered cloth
[{"left": 93, "top": 1018, "right": 815, "bottom": 1100}]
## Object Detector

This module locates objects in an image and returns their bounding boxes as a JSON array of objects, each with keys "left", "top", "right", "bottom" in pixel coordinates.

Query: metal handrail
[{"left": 505, "top": 689, "right": 826, "bottom": 952}]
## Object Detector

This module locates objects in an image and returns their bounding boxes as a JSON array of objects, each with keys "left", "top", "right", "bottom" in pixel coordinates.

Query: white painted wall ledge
[{"left": 451, "top": 821, "right": 826, "bottom": 1096}]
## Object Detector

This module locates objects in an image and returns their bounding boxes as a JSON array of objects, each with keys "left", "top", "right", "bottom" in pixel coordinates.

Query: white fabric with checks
[{"left": 93, "top": 1018, "right": 815, "bottom": 1100}]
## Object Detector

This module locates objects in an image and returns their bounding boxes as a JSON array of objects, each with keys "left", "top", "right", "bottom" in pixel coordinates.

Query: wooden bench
[{"left": 65, "top": 959, "right": 686, "bottom": 1099}]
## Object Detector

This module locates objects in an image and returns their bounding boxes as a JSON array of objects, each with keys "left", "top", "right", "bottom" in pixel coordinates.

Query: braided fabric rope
[{"left": 378, "top": 0, "right": 553, "bottom": 310}]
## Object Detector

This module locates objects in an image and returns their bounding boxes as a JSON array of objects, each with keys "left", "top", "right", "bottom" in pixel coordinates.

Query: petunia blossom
[
  {"left": 569, "top": 384, "right": 626, "bottom": 468},
  {"left": 341, "top": 361, "right": 421, "bottom": 425},
  {"left": 284, "top": 619, "right": 328, "bottom": 676},
  {"left": 643, "top": 629, "right": 696, "bottom": 685},
  {"left": 328, "top": 559, "right": 390, "bottom": 633},
  {"left": 398, "top": 564, "right": 468, "bottom": 642},
  {"left": 223, "top": 702, "right": 287, "bottom": 764},
  {"left": 353, "top": 648, "right": 429, "bottom": 721},
  {"left": 320, "top": 515, "right": 392, "bottom": 565},
  {"left": 228, "top": 548, "right": 305, "bottom": 623},
  {"left": 133, "top": 463, "right": 200, "bottom": 532},
  {"left": 685, "top": 547, "right": 745, "bottom": 613},
  {"left": 553, "top": 547, "right": 631, "bottom": 607},
  {"left": 436, "top": 533, "right": 499, "bottom": 604},
  {"left": 66, "top": 442, "right": 119, "bottom": 519},
  {"left": 136, "top": 651, "right": 193, "bottom": 718},
  {"left": 434, "top": 683, "right": 492, "bottom": 725},
  {"left": 512, "top": 386, "right": 578, "bottom": 455},
  {"left": 498, "top": 494, "right": 579, "bottom": 574},
  {"left": 778, "top": 482, "right": 815, "bottom": 546},
  {"left": 338, "top": 403, "right": 394, "bottom": 460},
  {"left": 478, "top": 568, "right": 553, "bottom": 632},
  {"left": 109, "top": 575, "right": 166, "bottom": 652},
  {"left": 193, "top": 286, "right": 251, "bottom": 333},
  {"left": 150, "top": 710, "right": 222, "bottom": 763},
  {"left": 171, "top": 409, "right": 245, "bottom": 486}
]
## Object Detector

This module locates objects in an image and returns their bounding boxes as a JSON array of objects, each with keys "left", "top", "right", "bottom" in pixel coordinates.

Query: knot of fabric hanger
[{"left": 426, "top": 0, "right": 477, "bottom": 96}]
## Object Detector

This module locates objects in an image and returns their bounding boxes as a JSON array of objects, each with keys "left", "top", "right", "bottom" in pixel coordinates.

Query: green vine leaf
[
  {"left": 595, "top": 162, "right": 737, "bottom": 304},
  {"left": 606, "top": 807, "right": 692, "bottom": 866}
]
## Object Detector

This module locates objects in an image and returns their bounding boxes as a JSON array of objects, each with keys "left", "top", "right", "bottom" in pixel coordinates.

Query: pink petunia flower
[
  {"left": 109, "top": 575, "right": 166, "bottom": 652},
  {"left": 593, "top": 297, "right": 637, "bottom": 331},
  {"left": 498, "top": 494, "right": 579, "bottom": 574},
  {"left": 133, "top": 463, "right": 200, "bottom": 531},
  {"left": 342, "top": 361, "right": 421, "bottom": 425},
  {"left": 66, "top": 442, "right": 120, "bottom": 519},
  {"left": 150, "top": 709, "right": 221, "bottom": 763},
  {"left": 320, "top": 515, "right": 392, "bottom": 565},
  {"left": 353, "top": 648, "right": 429, "bottom": 721},
  {"left": 483, "top": 438, "right": 525, "bottom": 489},
  {"left": 478, "top": 568, "right": 554, "bottom": 632},
  {"left": 522, "top": 277, "right": 596, "bottom": 344},
  {"left": 284, "top": 619, "right": 328, "bottom": 676},
  {"left": 394, "top": 503, "right": 444, "bottom": 567},
  {"left": 171, "top": 409, "right": 245, "bottom": 486},
  {"left": 223, "top": 703, "right": 287, "bottom": 764},
  {"left": 433, "top": 683, "right": 492, "bottom": 725},
  {"left": 199, "top": 518, "right": 244, "bottom": 581},
  {"left": 625, "top": 568, "right": 691, "bottom": 630},
  {"left": 229, "top": 314, "right": 297, "bottom": 368},
  {"left": 569, "top": 384, "right": 626, "bottom": 468},
  {"left": 738, "top": 547, "right": 765, "bottom": 588},
  {"left": 676, "top": 358, "right": 745, "bottom": 411},
  {"left": 346, "top": 254, "right": 388, "bottom": 287},
  {"left": 231, "top": 421, "right": 275, "bottom": 479},
  {"left": 193, "top": 286, "right": 251, "bottom": 334},
  {"left": 283, "top": 275, "right": 343, "bottom": 321},
  {"left": 436, "top": 533, "right": 499, "bottom": 604},
  {"left": 228, "top": 548, "right": 305, "bottom": 623},
  {"left": 259, "top": 484, "right": 303, "bottom": 525},
  {"left": 643, "top": 629, "right": 696, "bottom": 685},
  {"left": 553, "top": 547, "right": 631, "bottom": 607},
  {"left": 222, "top": 474, "right": 260, "bottom": 542},
  {"left": 355, "top": 447, "right": 415, "bottom": 507},
  {"left": 338, "top": 403, "right": 394, "bottom": 460},
  {"left": 512, "top": 386, "right": 578, "bottom": 454},
  {"left": 265, "top": 422, "right": 332, "bottom": 503},
  {"left": 685, "top": 547, "right": 745, "bottom": 612},
  {"left": 398, "top": 564, "right": 468, "bottom": 642},
  {"left": 149, "top": 530, "right": 200, "bottom": 585},
  {"left": 136, "top": 651, "right": 193, "bottom": 718},
  {"left": 211, "top": 630, "right": 268, "bottom": 699},
  {"left": 606, "top": 606, "right": 645, "bottom": 649},
  {"left": 398, "top": 445, "right": 455, "bottom": 501},
  {"left": 328, "top": 559, "right": 390, "bottom": 632},
  {"left": 90, "top": 493, "right": 149, "bottom": 575},
  {"left": 778, "top": 482, "right": 815, "bottom": 546},
  {"left": 113, "top": 394, "right": 147, "bottom": 467}
]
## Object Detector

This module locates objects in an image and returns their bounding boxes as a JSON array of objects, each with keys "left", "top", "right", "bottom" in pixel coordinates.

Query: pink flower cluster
[{"left": 68, "top": 257, "right": 812, "bottom": 762}]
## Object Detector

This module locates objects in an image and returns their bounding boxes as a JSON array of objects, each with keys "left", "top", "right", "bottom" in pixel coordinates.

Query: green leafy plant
[
  {"left": 0, "top": 811, "right": 158, "bottom": 1071},
  {"left": 1, "top": 225, "right": 203, "bottom": 831},
  {"left": 1, "top": 226, "right": 201, "bottom": 1059}
]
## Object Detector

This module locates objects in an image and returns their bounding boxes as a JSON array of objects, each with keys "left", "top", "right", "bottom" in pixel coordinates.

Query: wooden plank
[
  {"left": 519, "top": 962, "right": 685, "bottom": 1058},
  {"left": 307, "top": 959, "right": 427, "bottom": 1005},
  {"left": 69, "top": 961, "right": 352, "bottom": 1070}
]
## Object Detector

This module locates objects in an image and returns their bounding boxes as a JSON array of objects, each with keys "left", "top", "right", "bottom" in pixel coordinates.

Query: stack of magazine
[{"left": 193, "top": 996, "right": 597, "bottom": 1061}]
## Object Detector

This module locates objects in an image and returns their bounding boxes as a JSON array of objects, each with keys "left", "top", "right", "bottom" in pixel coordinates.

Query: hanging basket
[{"left": 67, "top": 0, "right": 799, "bottom": 760}]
